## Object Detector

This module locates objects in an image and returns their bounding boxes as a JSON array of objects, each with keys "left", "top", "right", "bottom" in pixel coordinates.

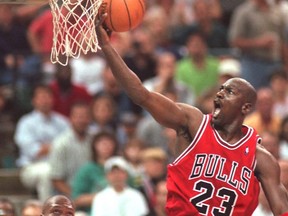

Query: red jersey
[{"left": 166, "top": 114, "right": 260, "bottom": 216}]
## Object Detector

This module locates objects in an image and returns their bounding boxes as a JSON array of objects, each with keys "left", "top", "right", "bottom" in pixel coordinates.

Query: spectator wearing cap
[
  {"left": 90, "top": 156, "right": 149, "bottom": 216},
  {"left": 71, "top": 131, "right": 118, "bottom": 214},
  {"left": 195, "top": 57, "right": 241, "bottom": 114},
  {"left": 217, "top": 58, "right": 241, "bottom": 85}
]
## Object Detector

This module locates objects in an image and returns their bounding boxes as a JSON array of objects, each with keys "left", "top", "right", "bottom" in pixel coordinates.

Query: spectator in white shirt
[
  {"left": 14, "top": 84, "right": 70, "bottom": 201},
  {"left": 91, "top": 156, "right": 149, "bottom": 216}
]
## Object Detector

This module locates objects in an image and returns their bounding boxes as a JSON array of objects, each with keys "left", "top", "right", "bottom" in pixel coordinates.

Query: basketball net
[{"left": 49, "top": 0, "right": 103, "bottom": 65}]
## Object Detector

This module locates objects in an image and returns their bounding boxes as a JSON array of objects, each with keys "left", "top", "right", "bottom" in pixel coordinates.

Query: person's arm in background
[
  {"left": 71, "top": 166, "right": 97, "bottom": 209},
  {"left": 228, "top": 4, "right": 276, "bottom": 51},
  {"left": 256, "top": 145, "right": 288, "bottom": 216}
]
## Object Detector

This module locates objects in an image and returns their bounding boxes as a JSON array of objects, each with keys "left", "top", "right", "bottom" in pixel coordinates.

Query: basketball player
[
  {"left": 42, "top": 195, "right": 75, "bottom": 216},
  {"left": 95, "top": 9, "right": 288, "bottom": 216}
]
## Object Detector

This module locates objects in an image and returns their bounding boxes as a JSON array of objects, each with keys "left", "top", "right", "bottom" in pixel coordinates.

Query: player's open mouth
[{"left": 213, "top": 100, "right": 221, "bottom": 118}]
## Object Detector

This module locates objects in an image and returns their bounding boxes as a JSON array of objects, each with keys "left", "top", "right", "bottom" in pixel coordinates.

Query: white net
[{"left": 49, "top": 0, "right": 103, "bottom": 65}]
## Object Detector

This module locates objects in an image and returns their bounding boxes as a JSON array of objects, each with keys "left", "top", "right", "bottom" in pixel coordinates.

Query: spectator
[
  {"left": 116, "top": 112, "right": 140, "bottom": 148},
  {"left": 169, "top": 0, "right": 195, "bottom": 27},
  {"left": 217, "top": 0, "right": 245, "bottom": 28},
  {"left": 176, "top": 32, "right": 219, "bottom": 97},
  {"left": 141, "top": 6, "right": 172, "bottom": 51},
  {"left": 137, "top": 115, "right": 170, "bottom": 151},
  {"left": 279, "top": 116, "right": 288, "bottom": 160},
  {"left": 260, "top": 131, "right": 280, "bottom": 160},
  {"left": 14, "top": 84, "right": 70, "bottom": 201},
  {"left": 97, "top": 66, "right": 132, "bottom": 116},
  {"left": 0, "top": 198, "right": 15, "bottom": 216},
  {"left": 143, "top": 51, "right": 195, "bottom": 105},
  {"left": 21, "top": 199, "right": 42, "bottom": 216},
  {"left": 42, "top": 195, "right": 75, "bottom": 216},
  {"left": 0, "top": 4, "right": 33, "bottom": 85},
  {"left": 244, "top": 87, "right": 282, "bottom": 135},
  {"left": 49, "top": 102, "right": 92, "bottom": 197},
  {"left": 122, "top": 138, "right": 145, "bottom": 188},
  {"left": 229, "top": 0, "right": 287, "bottom": 89},
  {"left": 49, "top": 62, "right": 93, "bottom": 117},
  {"left": 269, "top": 68, "right": 288, "bottom": 119},
  {"left": 136, "top": 88, "right": 179, "bottom": 155},
  {"left": 172, "top": 0, "right": 228, "bottom": 53},
  {"left": 188, "top": 0, "right": 229, "bottom": 50},
  {"left": 72, "top": 131, "right": 118, "bottom": 214},
  {"left": 138, "top": 147, "right": 168, "bottom": 215},
  {"left": 89, "top": 94, "right": 117, "bottom": 135},
  {"left": 195, "top": 85, "right": 219, "bottom": 114},
  {"left": 0, "top": 88, "right": 16, "bottom": 168},
  {"left": 90, "top": 156, "right": 149, "bottom": 216},
  {"left": 124, "top": 28, "right": 157, "bottom": 83},
  {"left": 148, "top": 179, "right": 168, "bottom": 216}
]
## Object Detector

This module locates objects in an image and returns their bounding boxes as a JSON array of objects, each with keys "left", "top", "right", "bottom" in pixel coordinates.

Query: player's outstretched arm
[
  {"left": 95, "top": 12, "right": 202, "bottom": 131},
  {"left": 255, "top": 145, "right": 288, "bottom": 216}
]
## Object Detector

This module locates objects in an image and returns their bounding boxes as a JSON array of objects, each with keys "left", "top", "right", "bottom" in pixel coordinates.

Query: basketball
[{"left": 103, "top": 0, "right": 146, "bottom": 32}]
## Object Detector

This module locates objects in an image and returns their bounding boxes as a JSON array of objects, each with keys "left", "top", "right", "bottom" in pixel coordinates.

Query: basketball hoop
[
  {"left": 49, "top": 0, "right": 103, "bottom": 65},
  {"left": 0, "top": 0, "right": 103, "bottom": 65}
]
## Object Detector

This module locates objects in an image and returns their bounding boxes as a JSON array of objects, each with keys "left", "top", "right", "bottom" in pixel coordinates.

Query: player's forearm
[
  {"left": 273, "top": 185, "right": 288, "bottom": 216},
  {"left": 101, "top": 44, "right": 150, "bottom": 105}
]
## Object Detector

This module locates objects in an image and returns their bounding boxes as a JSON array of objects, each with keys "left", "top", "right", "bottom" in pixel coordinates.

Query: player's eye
[
  {"left": 227, "top": 88, "right": 233, "bottom": 94},
  {"left": 51, "top": 210, "right": 61, "bottom": 216}
]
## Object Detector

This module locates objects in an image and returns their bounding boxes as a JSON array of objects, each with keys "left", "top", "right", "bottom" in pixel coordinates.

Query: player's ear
[{"left": 242, "top": 103, "right": 253, "bottom": 115}]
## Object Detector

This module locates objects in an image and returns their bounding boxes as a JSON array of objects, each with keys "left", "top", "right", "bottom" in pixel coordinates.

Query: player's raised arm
[
  {"left": 95, "top": 12, "right": 202, "bottom": 132},
  {"left": 255, "top": 145, "right": 288, "bottom": 216}
]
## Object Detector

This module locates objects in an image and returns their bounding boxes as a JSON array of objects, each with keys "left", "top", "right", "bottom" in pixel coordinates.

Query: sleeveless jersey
[{"left": 166, "top": 114, "right": 260, "bottom": 216}]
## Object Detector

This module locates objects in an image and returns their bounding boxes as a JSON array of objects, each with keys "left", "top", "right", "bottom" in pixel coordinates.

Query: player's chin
[{"left": 211, "top": 115, "right": 221, "bottom": 125}]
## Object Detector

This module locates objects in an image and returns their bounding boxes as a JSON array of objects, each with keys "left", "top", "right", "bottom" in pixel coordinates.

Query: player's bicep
[{"left": 141, "top": 91, "right": 188, "bottom": 130}]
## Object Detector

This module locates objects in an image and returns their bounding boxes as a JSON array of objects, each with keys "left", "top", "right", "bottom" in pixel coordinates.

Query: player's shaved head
[
  {"left": 42, "top": 195, "right": 75, "bottom": 216},
  {"left": 230, "top": 77, "right": 257, "bottom": 107}
]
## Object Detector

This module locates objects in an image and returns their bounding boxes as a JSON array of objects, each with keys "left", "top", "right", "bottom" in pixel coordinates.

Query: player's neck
[{"left": 214, "top": 125, "right": 244, "bottom": 144}]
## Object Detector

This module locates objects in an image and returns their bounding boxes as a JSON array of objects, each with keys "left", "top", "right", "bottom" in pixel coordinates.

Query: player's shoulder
[
  {"left": 177, "top": 103, "right": 203, "bottom": 120},
  {"left": 255, "top": 144, "right": 280, "bottom": 176},
  {"left": 176, "top": 103, "right": 204, "bottom": 138}
]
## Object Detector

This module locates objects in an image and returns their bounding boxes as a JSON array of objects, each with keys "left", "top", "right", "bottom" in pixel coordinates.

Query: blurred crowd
[{"left": 0, "top": 0, "right": 288, "bottom": 215}]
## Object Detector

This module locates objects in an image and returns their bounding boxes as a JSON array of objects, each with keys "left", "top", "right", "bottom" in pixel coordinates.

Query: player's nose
[{"left": 216, "top": 89, "right": 224, "bottom": 99}]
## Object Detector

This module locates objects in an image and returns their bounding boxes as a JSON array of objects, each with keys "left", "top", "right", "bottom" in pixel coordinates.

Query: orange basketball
[{"left": 104, "top": 0, "right": 146, "bottom": 32}]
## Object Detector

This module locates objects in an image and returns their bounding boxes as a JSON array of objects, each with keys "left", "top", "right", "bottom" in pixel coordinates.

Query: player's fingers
[{"left": 95, "top": 12, "right": 107, "bottom": 27}]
